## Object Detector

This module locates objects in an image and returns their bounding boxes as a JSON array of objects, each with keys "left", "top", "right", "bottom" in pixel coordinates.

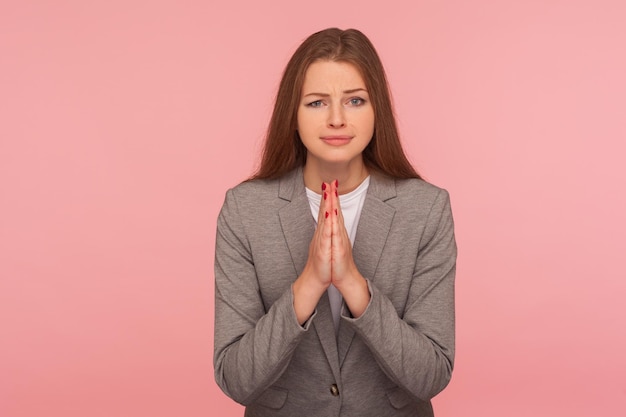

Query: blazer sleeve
[
  {"left": 342, "top": 188, "right": 457, "bottom": 401},
  {"left": 213, "top": 189, "right": 314, "bottom": 405}
]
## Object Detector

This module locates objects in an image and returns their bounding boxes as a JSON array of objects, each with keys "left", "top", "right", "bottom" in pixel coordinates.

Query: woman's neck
[{"left": 303, "top": 159, "right": 369, "bottom": 195}]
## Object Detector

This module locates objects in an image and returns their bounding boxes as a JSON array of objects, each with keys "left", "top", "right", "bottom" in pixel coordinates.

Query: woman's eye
[
  {"left": 349, "top": 98, "right": 365, "bottom": 106},
  {"left": 307, "top": 100, "right": 323, "bottom": 107}
]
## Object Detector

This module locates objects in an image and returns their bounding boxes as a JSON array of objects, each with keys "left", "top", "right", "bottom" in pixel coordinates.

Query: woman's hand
[
  {"left": 327, "top": 180, "right": 370, "bottom": 318},
  {"left": 292, "top": 182, "right": 333, "bottom": 325},
  {"left": 293, "top": 180, "right": 371, "bottom": 324}
]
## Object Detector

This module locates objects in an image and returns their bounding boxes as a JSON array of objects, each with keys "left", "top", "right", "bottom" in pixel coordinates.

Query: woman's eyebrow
[{"left": 302, "top": 88, "right": 368, "bottom": 97}]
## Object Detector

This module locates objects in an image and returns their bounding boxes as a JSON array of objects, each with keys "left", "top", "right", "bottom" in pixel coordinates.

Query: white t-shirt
[{"left": 305, "top": 176, "right": 371, "bottom": 331}]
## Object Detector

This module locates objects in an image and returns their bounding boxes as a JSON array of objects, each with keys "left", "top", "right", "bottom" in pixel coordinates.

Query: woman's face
[{"left": 297, "top": 60, "right": 375, "bottom": 169}]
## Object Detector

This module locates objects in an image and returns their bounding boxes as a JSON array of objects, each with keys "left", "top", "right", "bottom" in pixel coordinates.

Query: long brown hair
[{"left": 251, "top": 28, "right": 420, "bottom": 180}]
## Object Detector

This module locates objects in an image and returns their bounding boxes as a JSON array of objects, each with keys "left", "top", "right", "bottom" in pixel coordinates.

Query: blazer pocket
[
  {"left": 255, "top": 386, "right": 289, "bottom": 410},
  {"left": 385, "top": 387, "right": 412, "bottom": 409}
]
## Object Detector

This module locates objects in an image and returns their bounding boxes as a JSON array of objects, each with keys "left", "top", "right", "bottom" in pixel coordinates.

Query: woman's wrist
[
  {"left": 335, "top": 272, "right": 370, "bottom": 318},
  {"left": 292, "top": 271, "right": 328, "bottom": 325}
]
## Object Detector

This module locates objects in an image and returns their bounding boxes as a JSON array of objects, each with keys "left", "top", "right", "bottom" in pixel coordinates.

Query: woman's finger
[
  {"left": 329, "top": 180, "right": 358, "bottom": 282},
  {"left": 316, "top": 182, "right": 329, "bottom": 227},
  {"left": 303, "top": 181, "right": 332, "bottom": 287},
  {"left": 329, "top": 180, "right": 348, "bottom": 254}
]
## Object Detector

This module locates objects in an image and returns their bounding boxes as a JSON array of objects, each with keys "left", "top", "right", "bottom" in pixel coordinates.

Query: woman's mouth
[{"left": 321, "top": 136, "right": 352, "bottom": 146}]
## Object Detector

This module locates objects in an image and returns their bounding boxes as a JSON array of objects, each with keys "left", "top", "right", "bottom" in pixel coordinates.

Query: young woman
[{"left": 214, "top": 28, "right": 457, "bottom": 417}]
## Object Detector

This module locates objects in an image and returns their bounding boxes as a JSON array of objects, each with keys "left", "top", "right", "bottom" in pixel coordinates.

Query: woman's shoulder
[
  {"left": 222, "top": 177, "right": 280, "bottom": 211},
  {"left": 217, "top": 177, "right": 280, "bottom": 226},
  {"left": 229, "top": 176, "right": 280, "bottom": 195},
  {"left": 396, "top": 177, "right": 447, "bottom": 196},
  {"left": 372, "top": 173, "right": 448, "bottom": 201},
  {"left": 380, "top": 176, "right": 452, "bottom": 216},
  {"left": 222, "top": 168, "right": 301, "bottom": 206}
]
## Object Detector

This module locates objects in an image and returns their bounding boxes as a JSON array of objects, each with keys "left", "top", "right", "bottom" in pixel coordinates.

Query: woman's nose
[{"left": 327, "top": 105, "right": 346, "bottom": 128}]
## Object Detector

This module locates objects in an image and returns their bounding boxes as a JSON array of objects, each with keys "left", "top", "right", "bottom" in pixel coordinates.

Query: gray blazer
[{"left": 214, "top": 168, "right": 456, "bottom": 417}]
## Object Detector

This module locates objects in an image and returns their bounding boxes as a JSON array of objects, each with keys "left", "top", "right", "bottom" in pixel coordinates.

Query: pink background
[{"left": 1, "top": 1, "right": 625, "bottom": 416}]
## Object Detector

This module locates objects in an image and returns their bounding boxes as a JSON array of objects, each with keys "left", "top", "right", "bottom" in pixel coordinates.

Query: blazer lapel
[
  {"left": 312, "top": 293, "right": 341, "bottom": 382},
  {"left": 338, "top": 172, "right": 397, "bottom": 367},
  {"left": 278, "top": 168, "right": 315, "bottom": 276},
  {"left": 277, "top": 168, "right": 342, "bottom": 382}
]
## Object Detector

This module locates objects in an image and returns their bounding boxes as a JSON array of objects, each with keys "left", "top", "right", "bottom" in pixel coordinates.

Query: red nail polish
[
  {"left": 325, "top": 211, "right": 329, "bottom": 218},
  {"left": 323, "top": 192, "right": 327, "bottom": 200},
  {"left": 322, "top": 183, "right": 326, "bottom": 191},
  {"left": 335, "top": 180, "right": 338, "bottom": 187},
  {"left": 335, "top": 190, "right": 338, "bottom": 197},
  {"left": 334, "top": 209, "right": 338, "bottom": 215}
]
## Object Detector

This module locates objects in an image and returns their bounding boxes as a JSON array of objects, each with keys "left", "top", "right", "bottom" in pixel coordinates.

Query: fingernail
[
  {"left": 335, "top": 190, "right": 338, "bottom": 197},
  {"left": 335, "top": 180, "right": 339, "bottom": 187},
  {"left": 325, "top": 211, "right": 329, "bottom": 218},
  {"left": 323, "top": 192, "right": 327, "bottom": 200},
  {"left": 322, "top": 183, "right": 326, "bottom": 191},
  {"left": 334, "top": 209, "right": 338, "bottom": 215}
]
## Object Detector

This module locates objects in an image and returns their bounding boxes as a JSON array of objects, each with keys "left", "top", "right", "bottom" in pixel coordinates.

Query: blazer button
[{"left": 330, "top": 384, "right": 339, "bottom": 396}]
